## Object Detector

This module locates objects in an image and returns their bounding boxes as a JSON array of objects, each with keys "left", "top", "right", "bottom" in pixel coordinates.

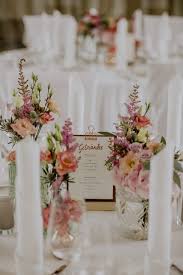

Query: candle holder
[{"left": 0, "top": 187, "right": 14, "bottom": 235}]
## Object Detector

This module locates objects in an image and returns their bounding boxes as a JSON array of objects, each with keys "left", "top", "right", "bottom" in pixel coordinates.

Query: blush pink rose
[
  {"left": 56, "top": 151, "right": 78, "bottom": 176},
  {"left": 11, "top": 118, "right": 36, "bottom": 137},
  {"left": 134, "top": 115, "right": 151, "bottom": 128}
]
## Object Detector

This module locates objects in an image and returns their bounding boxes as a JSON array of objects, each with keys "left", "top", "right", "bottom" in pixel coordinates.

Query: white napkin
[
  {"left": 144, "top": 144, "right": 174, "bottom": 275},
  {"left": 166, "top": 74, "right": 183, "bottom": 149},
  {"left": 63, "top": 16, "right": 77, "bottom": 68},
  {"left": 116, "top": 18, "right": 128, "bottom": 71},
  {"left": 16, "top": 137, "right": 43, "bottom": 275}
]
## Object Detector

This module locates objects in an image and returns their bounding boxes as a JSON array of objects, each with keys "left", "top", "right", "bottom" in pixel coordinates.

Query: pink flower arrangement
[
  {"left": 41, "top": 120, "right": 81, "bottom": 232},
  {"left": 0, "top": 58, "right": 59, "bottom": 145},
  {"left": 103, "top": 85, "right": 165, "bottom": 200}
]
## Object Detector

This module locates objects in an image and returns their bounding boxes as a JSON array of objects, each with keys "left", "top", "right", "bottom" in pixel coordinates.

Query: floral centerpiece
[
  {"left": 0, "top": 59, "right": 58, "bottom": 145},
  {"left": 78, "top": 9, "right": 117, "bottom": 63},
  {"left": 0, "top": 58, "right": 59, "bottom": 197},
  {"left": 0, "top": 59, "right": 59, "bottom": 199},
  {"left": 102, "top": 85, "right": 183, "bottom": 240},
  {"left": 78, "top": 9, "right": 101, "bottom": 38},
  {"left": 41, "top": 121, "right": 84, "bottom": 253}
]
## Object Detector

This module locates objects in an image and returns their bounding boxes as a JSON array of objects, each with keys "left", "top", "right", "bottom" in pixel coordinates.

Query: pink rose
[
  {"left": 56, "top": 151, "right": 78, "bottom": 176},
  {"left": 134, "top": 115, "right": 151, "bottom": 128},
  {"left": 11, "top": 118, "right": 36, "bottom": 137}
]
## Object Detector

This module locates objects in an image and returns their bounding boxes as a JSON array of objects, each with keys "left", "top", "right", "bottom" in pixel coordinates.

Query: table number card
[{"left": 70, "top": 134, "right": 115, "bottom": 210}]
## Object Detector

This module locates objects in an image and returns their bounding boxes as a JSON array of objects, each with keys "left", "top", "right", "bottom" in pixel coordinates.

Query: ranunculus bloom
[
  {"left": 40, "top": 150, "right": 52, "bottom": 163},
  {"left": 11, "top": 118, "right": 36, "bottom": 137},
  {"left": 56, "top": 151, "right": 78, "bottom": 176},
  {"left": 119, "top": 151, "right": 139, "bottom": 175},
  {"left": 7, "top": 151, "right": 16, "bottom": 162},
  {"left": 47, "top": 99, "right": 60, "bottom": 114},
  {"left": 40, "top": 113, "right": 54, "bottom": 124},
  {"left": 135, "top": 115, "right": 151, "bottom": 128}
]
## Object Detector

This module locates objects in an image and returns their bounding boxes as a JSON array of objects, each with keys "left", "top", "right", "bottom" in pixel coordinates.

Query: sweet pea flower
[{"left": 11, "top": 118, "right": 36, "bottom": 137}]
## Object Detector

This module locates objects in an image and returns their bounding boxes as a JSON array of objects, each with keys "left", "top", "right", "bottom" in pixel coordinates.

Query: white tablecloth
[{"left": 0, "top": 211, "right": 182, "bottom": 275}]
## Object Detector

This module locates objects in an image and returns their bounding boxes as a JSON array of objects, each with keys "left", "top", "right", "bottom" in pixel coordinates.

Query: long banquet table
[{"left": 0, "top": 211, "right": 182, "bottom": 274}]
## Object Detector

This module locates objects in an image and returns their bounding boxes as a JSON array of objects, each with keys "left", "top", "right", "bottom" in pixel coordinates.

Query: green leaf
[
  {"left": 143, "top": 161, "right": 150, "bottom": 170},
  {"left": 174, "top": 159, "right": 183, "bottom": 173},
  {"left": 160, "top": 136, "right": 166, "bottom": 145},
  {"left": 173, "top": 170, "right": 181, "bottom": 188},
  {"left": 98, "top": 132, "right": 116, "bottom": 137}
]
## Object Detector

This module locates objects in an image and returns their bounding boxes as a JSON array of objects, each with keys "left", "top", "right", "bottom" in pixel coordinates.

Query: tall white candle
[
  {"left": 144, "top": 144, "right": 174, "bottom": 275},
  {"left": 116, "top": 18, "right": 128, "bottom": 71},
  {"left": 158, "top": 12, "right": 170, "bottom": 62},
  {"left": 166, "top": 75, "right": 183, "bottom": 149},
  {"left": 133, "top": 9, "right": 143, "bottom": 42},
  {"left": 64, "top": 16, "right": 77, "bottom": 68},
  {"left": 15, "top": 137, "right": 43, "bottom": 275}
]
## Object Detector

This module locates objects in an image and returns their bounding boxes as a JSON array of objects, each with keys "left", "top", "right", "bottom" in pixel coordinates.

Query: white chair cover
[
  {"left": 23, "top": 15, "right": 45, "bottom": 51},
  {"left": 90, "top": 72, "right": 130, "bottom": 132},
  {"left": 144, "top": 14, "right": 183, "bottom": 57},
  {"left": 145, "top": 63, "right": 177, "bottom": 138},
  {"left": 68, "top": 73, "right": 85, "bottom": 134},
  {"left": 143, "top": 14, "right": 171, "bottom": 60}
]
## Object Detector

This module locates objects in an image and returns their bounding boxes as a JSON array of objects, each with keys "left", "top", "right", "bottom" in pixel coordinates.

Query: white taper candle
[
  {"left": 64, "top": 16, "right": 77, "bottom": 68},
  {"left": 15, "top": 137, "right": 43, "bottom": 275},
  {"left": 167, "top": 75, "right": 183, "bottom": 149},
  {"left": 116, "top": 18, "right": 128, "bottom": 71},
  {"left": 144, "top": 144, "right": 174, "bottom": 275}
]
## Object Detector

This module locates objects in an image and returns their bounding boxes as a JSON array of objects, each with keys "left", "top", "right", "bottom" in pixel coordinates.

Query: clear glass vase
[
  {"left": 116, "top": 185, "right": 148, "bottom": 240},
  {"left": 78, "top": 35, "right": 97, "bottom": 63},
  {"left": 47, "top": 184, "right": 85, "bottom": 260}
]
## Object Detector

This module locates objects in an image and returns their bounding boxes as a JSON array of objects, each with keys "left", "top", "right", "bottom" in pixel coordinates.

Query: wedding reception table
[{"left": 0, "top": 211, "right": 182, "bottom": 275}]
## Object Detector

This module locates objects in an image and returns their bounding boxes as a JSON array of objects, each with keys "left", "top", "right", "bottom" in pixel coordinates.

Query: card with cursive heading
[{"left": 70, "top": 135, "right": 115, "bottom": 210}]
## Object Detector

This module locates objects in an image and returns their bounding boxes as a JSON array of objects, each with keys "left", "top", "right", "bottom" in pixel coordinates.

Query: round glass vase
[
  {"left": 47, "top": 183, "right": 85, "bottom": 260},
  {"left": 78, "top": 35, "right": 97, "bottom": 63},
  {"left": 116, "top": 185, "right": 149, "bottom": 240}
]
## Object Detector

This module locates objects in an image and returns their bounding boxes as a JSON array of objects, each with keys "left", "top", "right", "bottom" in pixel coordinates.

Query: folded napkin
[{"left": 172, "top": 258, "right": 183, "bottom": 272}]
